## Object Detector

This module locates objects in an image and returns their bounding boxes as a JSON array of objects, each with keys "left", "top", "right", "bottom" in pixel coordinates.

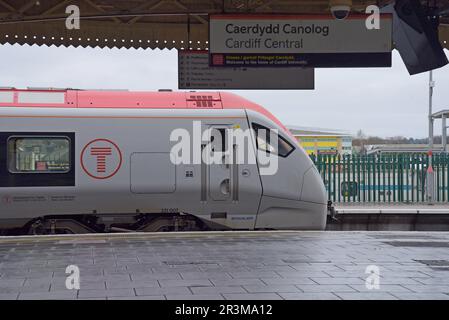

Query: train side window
[
  {"left": 278, "top": 136, "right": 295, "bottom": 157},
  {"left": 7, "top": 137, "right": 71, "bottom": 173},
  {"left": 252, "top": 123, "right": 295, "bottom": 158}
]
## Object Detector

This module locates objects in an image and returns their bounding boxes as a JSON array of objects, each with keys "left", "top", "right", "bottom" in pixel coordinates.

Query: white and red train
[{"left": 0, "top": 88, "right": 326, "bottom": 234}]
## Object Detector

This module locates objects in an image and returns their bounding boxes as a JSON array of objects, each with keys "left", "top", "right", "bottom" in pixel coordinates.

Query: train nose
[
  {"left": 299, "top": 165, "right": 327, "bottom": 230},
  {"left": 301, "top": 165, "right": 327, "bottom": 205}
]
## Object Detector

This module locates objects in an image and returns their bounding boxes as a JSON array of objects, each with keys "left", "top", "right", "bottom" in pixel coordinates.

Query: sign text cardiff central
[{"left": 209, "top": 14, "right": 393, "bottom": 68}]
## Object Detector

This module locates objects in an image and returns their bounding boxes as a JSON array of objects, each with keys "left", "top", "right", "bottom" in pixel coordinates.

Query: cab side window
[{"left": 252, "top": 123, "right": 294, "bottom": 157}]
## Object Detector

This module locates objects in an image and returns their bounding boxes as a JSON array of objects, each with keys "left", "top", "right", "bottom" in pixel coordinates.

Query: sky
[{"left": 0, "top": 43, "right": 448, "bottom": 138}]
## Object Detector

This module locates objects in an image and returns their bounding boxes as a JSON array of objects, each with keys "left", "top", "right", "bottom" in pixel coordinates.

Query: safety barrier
[{"left": 310, "top": 153, "right": 449, "bottom": 203}]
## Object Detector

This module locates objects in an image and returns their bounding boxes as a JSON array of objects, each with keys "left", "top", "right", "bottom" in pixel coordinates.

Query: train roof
[{"left": 0, "top": 87, "right": 290, "bottom": 135}]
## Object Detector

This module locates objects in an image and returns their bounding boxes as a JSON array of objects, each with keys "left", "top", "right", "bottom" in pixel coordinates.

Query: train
[{"left": 0, "top": 88, "right": 327, "bottom": 234}]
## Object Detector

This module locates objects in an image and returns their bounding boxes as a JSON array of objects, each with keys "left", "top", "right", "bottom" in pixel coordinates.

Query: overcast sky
[{"left": 0, "top": 44, "right": 448, "bottom": 138}]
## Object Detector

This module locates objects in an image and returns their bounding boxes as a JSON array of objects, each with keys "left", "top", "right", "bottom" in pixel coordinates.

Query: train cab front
[
  {"left": 248, "top": 110, "right": 328, "bottom": 231},
  {"left": 254, "top": 158, "right": 328, "bottom": 231},
  {"left": 298, "top": 164, "right": 328, "bottom": 229}
]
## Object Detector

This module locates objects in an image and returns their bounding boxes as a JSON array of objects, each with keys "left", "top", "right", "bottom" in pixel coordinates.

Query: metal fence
[{"left": 310, "top": 153, "right": 449, "bottom": 203}]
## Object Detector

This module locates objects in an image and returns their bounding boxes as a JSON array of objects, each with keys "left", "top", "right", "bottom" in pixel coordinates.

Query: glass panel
[
  {"left": 278, "top": 136, "right": 294, "bottom": 157},
  {"left": 256, "top": 135, "right": 275, "bottom": 153},
  {"left": 211, "top": 128, "right": 228, "bottom": 152},
  {"left": 253, "top": 123, "right": 294, "bottom": 157},
  {"left": 8, "top": 137, "right": 70, "bottom": 173}
]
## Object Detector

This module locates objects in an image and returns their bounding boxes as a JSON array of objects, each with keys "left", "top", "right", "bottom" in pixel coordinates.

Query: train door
[
  {"left": 202, "top": 120, "right": 263, "bottom": 229},
  {"left": 207, "top": 126, "right": 232, "bottom": 201}
]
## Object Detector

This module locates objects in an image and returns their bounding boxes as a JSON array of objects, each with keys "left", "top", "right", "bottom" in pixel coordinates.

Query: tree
[{"left": 356, "top": 129, "right": 366, "bottom": 140}]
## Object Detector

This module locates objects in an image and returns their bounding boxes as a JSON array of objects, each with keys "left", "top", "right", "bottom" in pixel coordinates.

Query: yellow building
[{"left": 287, "top": 126, "right": 353, "bottom": 156}]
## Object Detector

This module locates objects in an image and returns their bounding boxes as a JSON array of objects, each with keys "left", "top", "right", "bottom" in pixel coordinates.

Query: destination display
[
  {"left": 209, "top": 14, "right": 393, "bottom": 67},
  {"left": 178, "top": 50, "right": 314, "bottom": 90}
]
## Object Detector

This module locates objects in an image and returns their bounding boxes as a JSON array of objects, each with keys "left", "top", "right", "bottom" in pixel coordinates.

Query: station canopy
[{"left": 0, "top": 0, "right": 448, "bottom": 50}]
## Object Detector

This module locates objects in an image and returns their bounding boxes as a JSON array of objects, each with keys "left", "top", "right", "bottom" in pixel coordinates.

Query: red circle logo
[{"left": 80, "top": 139, "right": 122, "bottom": 179}]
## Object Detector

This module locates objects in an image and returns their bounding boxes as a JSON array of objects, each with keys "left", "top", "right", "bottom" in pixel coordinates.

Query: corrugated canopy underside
[{"left": 0, "top": 0, "right": 448, "bottom": 50}]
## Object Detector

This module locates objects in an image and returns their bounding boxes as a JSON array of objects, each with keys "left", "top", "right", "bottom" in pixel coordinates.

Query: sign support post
[{"left": 427, "top": 70, "right": 435, "bottom": 204}]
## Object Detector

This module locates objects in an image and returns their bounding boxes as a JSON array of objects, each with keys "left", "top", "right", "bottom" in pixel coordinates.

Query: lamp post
[
  {"left": 427, "top": 70, "right": 435, "bottom": 203},
  {"left": 443, "top": 116, "right": 447, "bottom": 152}
]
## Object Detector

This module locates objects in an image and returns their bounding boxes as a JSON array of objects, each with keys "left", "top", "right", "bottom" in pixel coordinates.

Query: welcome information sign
[
  {"left": 209, "top": 14, "right": 393, "bottom": 68},
  {"left": 178, "top": 50, "right": 314, "bottom": 90}
]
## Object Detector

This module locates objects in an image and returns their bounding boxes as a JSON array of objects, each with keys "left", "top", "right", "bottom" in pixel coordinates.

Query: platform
[
  {"left": 328, "top": 204, "right": 449, "bottom": 231},
  {"left": 335, "top": 203, "right": 449, "bottom": 214},
  {"left": 1, "top": 231, "right": 449, "bottom": 300}
]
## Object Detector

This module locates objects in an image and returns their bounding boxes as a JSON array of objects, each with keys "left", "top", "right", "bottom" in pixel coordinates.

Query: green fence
[{"left": 310, "top": 153, "right": 449, "bottom": 203}]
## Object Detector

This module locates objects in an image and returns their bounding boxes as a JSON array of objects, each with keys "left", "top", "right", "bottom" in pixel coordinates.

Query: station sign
[
  {"left": 209, "top": 14, "right": 393, "bottom": 68},
  {"left": 178, "top": 50, "right": 314, "bottom": 90}
]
